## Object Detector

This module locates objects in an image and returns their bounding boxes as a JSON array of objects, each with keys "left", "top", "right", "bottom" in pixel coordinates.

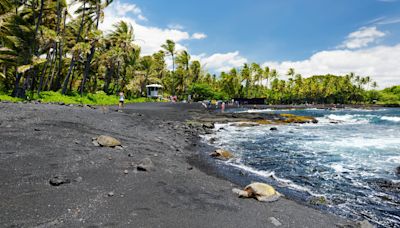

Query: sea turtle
[
  {"left": 92, "top": 135, "right": 121, "bottom": 147},
  {"left": 232, "top": 182, "right": 282, "bottom": 202},
  {"left": 209, "top": 149, "right": 234, "bottom": 160}
]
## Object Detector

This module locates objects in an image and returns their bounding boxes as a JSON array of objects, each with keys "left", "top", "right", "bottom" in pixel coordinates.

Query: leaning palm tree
[
  {"left": 81, "top": 0, "right": 114, "bottom": 95},
  {"left": 161, "top": 39, "right": 176, "bottom": 94}
]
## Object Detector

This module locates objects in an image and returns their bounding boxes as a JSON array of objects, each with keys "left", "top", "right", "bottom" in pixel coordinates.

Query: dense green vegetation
[
  {"left": 378, "top": 86, "right": 400, "bottom": 105},
  {"left": 0, "top": 0, "right": 398, "bottom": 105}
]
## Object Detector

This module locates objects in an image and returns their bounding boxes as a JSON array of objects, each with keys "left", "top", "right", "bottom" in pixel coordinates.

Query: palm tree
[
  {"left": 189, "top": 60, "right": 201, "bottom": 83},
  {"left": 61, "top": 0, "right": 89, "bottom": 94},
  {"left": 81, "top": 0, "right": 113, "bottom": 95},
  {"left": 263, "top": 66, "right": 270, "bottom": 89},
  {"left": 161, "top": 39, "right": 176, "bottom": 95},
  {"left": 176, "top": 50, "right": 190, "bottom": 95}
]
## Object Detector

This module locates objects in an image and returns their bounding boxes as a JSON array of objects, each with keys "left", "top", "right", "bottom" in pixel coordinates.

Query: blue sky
[
  {"left": 135, "top": 0, "right": 400, "bottom": 60},
  {"left": 99, "top": 0, "right": 400, "bottom": 87}
]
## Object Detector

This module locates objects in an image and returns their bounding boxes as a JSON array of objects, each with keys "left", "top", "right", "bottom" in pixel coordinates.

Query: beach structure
[{"left": 146, "top": 84, "right": 163, "bottom": 98}]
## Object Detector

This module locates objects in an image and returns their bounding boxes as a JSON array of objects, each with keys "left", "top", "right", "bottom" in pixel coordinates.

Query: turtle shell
[
  {"left": 96, "top": 135, "right": 121, "bottom": 147},
  {"left": 244, "top": 182, "right": 280, "bottom": 202}
]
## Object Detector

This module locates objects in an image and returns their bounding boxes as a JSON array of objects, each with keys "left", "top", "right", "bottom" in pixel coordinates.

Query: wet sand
[{"left": 0, "top": 102, "right": 356, "bottom": 227}]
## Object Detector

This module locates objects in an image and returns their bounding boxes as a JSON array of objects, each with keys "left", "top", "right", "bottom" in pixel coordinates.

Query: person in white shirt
[{"left": 119, "top": 92, "right": 125, "bottom": 109}]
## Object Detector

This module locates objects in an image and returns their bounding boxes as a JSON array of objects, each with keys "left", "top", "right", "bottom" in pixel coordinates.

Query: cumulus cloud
[
  {"left": 99, "top": 0, "right": 206, "bottom": 55},
  {"left": 263, "top": 44, "right": 400, "bottom": 88},
  {"left": 191, "top": 33, "right": 207, "bottom": 39},
  {"left": 115, "top": 1, "right": 142, "bottom": 16},
  {"left": 339, "top": 27, "right": 386, "bottom": 49},
  {"left": 193, "top": 51, "right": 248, "bottom": 73}
]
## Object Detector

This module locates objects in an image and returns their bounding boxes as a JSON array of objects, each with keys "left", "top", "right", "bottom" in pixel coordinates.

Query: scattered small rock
[
  {"left": 187, "top": 166, "right": 193, "bottom": 170},
  {"left": 124, "top": 170, "right": 129, "bottom": 174},
  {"left": 202, "top": 123, "right": 214, "bottom": 129},
  {"left": 34, "top": 128, "right": 41, "bottom": 131},
  {"left": 209, "top": 138, "right": 217, "bottom": 144},
  {"left": 6, "top": 124, "right": 11, "bottom": 128},
  {"left": 107, "top": 191, "right": 114, "bottom": 197},
  {"left": 137, "top": 157, "right": 155, "bottom": 171},
  {"left": 115, "top": 146, "right": 124, "bottom": 150},
  {"left": 74, "top": 140, "right": 80, "bottom": 145},
  {"left": 308, "top": 196, "right": 328, "bottom": 205},
  {"left": 128, "top": 153, "right": 134, "bottom": 157},
  {"left": 270, "top": 127, "right": 278, "bottom": 131},
  {"left": 74, "top": 176, "right": 83, "bottom": 182},
  {"left": 49, "top": 175, "right": 71, "bottom": 186},
  {"left": 268, "top": 217, "right": 282, "bottom": 227},
  {"left": 108, "top": 156, "right": 113, "bottom": 160}
]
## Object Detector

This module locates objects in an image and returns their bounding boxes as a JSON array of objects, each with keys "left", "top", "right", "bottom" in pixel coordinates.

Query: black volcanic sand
[{"left": 0, "top": 102, "right": 356, "bottom": 227}]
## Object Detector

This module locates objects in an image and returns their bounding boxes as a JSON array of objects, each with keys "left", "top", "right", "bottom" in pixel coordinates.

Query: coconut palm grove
[{"left": 0, "top": 0, "right": 399, "bottom": 105}]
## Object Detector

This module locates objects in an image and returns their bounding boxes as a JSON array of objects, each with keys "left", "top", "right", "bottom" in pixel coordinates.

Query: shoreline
[{"left": 0, "top": 102, "right": 359, "bottom": 227}]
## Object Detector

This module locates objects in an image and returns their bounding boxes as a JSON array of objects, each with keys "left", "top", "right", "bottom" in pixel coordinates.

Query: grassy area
[{"left": 0, "top": 91, "right": 158, "bottom": 105}]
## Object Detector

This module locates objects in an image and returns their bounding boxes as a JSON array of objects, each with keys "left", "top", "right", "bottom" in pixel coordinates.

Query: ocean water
[{"left": 206, "top": 108, "right": 400, "bottom": 227}]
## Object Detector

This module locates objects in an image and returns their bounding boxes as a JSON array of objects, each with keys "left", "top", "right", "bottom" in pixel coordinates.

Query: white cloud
[
  {"left": 193, "top": 51, "right": 248, "bottom": 73},
  {"left": 115, "top": 2, "right": 142, "bottom": 16},
  {"left": 168, "top": 24, "right": 184, "bottom": 30},
  {"left": 191, "top": 33, "right": 207, "bottom": 40},
  {"left": 137, "top": 14, "right": 148, "bottom": 21},
  {"left": 99, "top": 0, "right": 206, "bottom": 55},
  {"left": 370, "top": 16, "right": 400, "bottom": 25},
  {"left": 340, "top": 27, "right": 386, "bottom": 49},
  {"left": 263, "top": 44, "right": 400, "bottom": 88}
]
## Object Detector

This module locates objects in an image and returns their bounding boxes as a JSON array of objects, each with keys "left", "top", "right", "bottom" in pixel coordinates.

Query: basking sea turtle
[
  {"left": 92, "top": 135, "right": 121, "bottom": 147},
  {"left": 232, "top": 182, "right": 282, "bottom": 202},
  {"left": 209, "top": 149, "right": 234, "bottom": 160}
]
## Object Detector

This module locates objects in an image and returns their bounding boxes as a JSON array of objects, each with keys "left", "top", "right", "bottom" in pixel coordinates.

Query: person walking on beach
[{"left": 119, "top": 91, "right": 125, "bottom": 109}]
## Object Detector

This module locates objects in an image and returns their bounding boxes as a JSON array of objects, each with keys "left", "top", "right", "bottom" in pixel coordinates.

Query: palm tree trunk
[
  {"left": 103, "top": 65, "right": 114, "bottom": 94},
  {"left": 37, "top": 49, "right": 51, "bottom": 95},
  {"left": 56, "top": 9, "right": 66, "bottom": 90},
  {"left": 11, "top": 71, "right": 22, "bottom": 97},
  {"left": 69, "top": 65, "right": 76, "bottom": 91},
  {"left": 81, "top": 1, "right": 101, "bottom": 96},
  {"left": 61, "top": 0, "right": 86, "bottom": 94}
]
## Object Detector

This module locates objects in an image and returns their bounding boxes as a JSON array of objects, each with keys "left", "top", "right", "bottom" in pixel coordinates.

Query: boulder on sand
[
  {"left": 137, "top": 157, "right": 155, "bottom": 171},
  {"left": 93, "top": 135, "right": 121, "bottom": 147}
]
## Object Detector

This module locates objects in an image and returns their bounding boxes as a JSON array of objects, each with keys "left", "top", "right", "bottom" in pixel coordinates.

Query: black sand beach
[{"left": 0, "top": 102, "right": 357, "bottom": 227}]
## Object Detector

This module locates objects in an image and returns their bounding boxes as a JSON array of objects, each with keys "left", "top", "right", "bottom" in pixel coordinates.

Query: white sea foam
[
  {"left": 247, "top": 109, "right": 275, "bottom": 113},
  {"left": 331, "top": 164, "right": 347, "bottom": 173},
  {"left": 227, "top": 162, "right": 323, "bottom": 196},
  {"left": 381, "top": 116, "right": 400, "bottom": 122}
]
